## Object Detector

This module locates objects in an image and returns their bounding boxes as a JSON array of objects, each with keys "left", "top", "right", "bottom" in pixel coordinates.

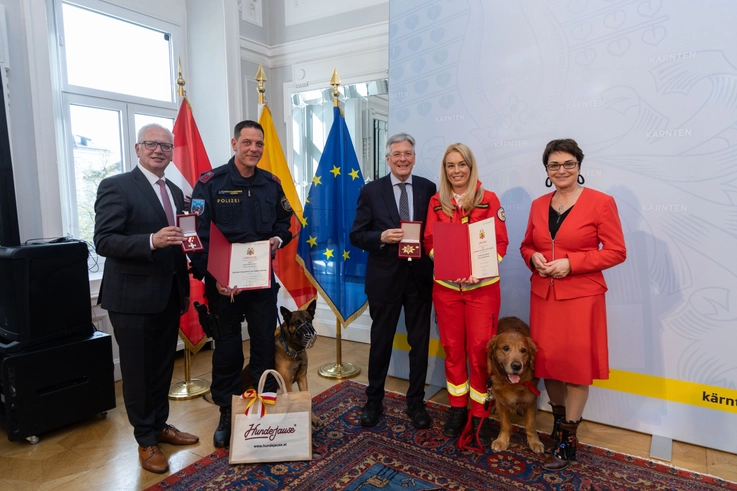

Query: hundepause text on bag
[{"left": 243, "top": 423, "right": 297, "bottom": 442}]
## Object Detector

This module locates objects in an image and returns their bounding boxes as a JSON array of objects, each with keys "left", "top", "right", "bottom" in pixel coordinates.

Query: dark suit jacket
[
  {"left": 94, "top": 166, "right": 189, "bottom": 314},
  {"left": 350, "top": 174, "right": 436, "bottom": 302}
]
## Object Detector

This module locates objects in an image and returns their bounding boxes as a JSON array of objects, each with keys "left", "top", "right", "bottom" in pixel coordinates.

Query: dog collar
[
  {"left": 488, "top": 377, "right": 541, "bottom": 397},
  {"left": 279, "top": 327, "right": 304, "bottom": 359},
  {"left": 522, "top": 381, "right": 541, "bottom": 396}
]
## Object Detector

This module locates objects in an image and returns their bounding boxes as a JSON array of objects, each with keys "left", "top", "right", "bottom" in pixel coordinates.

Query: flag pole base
[
  {"left": 318, "top": 362, "right": 360, "bottom": 379},
  {"left": 168, "top": 379, "right": 211, "bottom": 400}
]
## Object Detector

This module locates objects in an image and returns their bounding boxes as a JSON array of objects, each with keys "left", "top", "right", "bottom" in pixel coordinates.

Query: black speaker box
[
  {"left": 0, "top": 241, "right": 94, "bottom": 352},
  {"left": 0, "top": 331, "right": 116, "bottom": 442}
]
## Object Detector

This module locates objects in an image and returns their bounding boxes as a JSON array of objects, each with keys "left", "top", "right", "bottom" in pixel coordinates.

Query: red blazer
[{"left": 520, "top": 187, "right": 626, "bottom": 301}]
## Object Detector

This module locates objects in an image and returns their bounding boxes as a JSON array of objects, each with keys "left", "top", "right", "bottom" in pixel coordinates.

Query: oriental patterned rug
[{"left": 147, "top": 381, "right": 736, "bottom": 490}]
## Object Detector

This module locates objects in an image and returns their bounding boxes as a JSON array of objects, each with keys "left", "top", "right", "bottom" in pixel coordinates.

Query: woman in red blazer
[{"left": 520, "top": 139, "right": 626, "bottom": 469}]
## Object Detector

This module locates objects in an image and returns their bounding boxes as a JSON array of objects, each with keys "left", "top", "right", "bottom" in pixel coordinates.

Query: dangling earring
[
  {"left": 545, "top": 177, "right": 553, "bottom": 188},
  {"left": 577, "top": 174, "right": 585, "bottom": 185}
]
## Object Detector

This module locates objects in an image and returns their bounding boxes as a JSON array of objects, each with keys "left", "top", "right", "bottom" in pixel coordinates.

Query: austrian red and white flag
[{"left": 169, "top": 98, "right": 211, "bottom": 353}]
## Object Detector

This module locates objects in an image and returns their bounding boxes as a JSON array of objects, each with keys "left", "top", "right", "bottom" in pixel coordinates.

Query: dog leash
[{"left": 275, "top": 308, "right": 302, "bottom": 359}]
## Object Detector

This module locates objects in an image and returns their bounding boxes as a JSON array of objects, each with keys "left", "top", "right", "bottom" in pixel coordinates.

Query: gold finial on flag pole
[
  {"left": 176, "top": 57, "right": 186, "bottom": 97},
  {"left": 330, "top": 68, "right": 341, "bottom": 107},
  {"left": 256, "top": 64, "right": 267, "bottom": 105}
]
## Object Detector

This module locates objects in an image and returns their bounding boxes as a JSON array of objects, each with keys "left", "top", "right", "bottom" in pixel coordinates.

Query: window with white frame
[
  {"left": 290, "top": 79, "right": 389, "bottom": 205},
  {"left": 52, "top": 0, "right": 181, "bottom": 261}
]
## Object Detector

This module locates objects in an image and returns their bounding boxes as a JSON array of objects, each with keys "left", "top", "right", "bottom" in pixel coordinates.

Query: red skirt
[{"left": 529, "top": 284, "right": 609, "bottom": 385}]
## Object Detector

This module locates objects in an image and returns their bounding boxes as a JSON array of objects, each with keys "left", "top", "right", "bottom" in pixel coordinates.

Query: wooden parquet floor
[{"left": 1, "top": 337, "right": 735, "bottom": 490}]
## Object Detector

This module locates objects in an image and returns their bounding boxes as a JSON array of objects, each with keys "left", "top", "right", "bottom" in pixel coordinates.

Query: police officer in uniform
[{"left": 189, "top": 120, "right": 292, "bottom": 448}]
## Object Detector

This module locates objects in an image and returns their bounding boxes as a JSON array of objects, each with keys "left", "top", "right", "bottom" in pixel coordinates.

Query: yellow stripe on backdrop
[
  {"left": 393, "top": 335, "right": 737, "bottom": 414},
  {"left": 393, "top": 333, "right": 445, "bottom": 359},
  {"left": 594, "top": 369, "right": 737, "bottom": 414}
]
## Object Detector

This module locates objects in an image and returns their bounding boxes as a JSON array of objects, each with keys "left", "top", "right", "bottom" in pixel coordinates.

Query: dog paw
[
  {"left": 311, "top": 416, "right": 323, "bottom": 432},
  {"left": 529, "top": 438, "right": 545, "bottom": 454},
  {"left": 491, "top": 439, "right": 509, "bottom": 452}
]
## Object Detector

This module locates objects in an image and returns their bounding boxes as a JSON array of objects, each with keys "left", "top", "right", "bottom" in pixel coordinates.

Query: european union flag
[{"left": 296, "top": 106, "right": 368, "bottom": 327}]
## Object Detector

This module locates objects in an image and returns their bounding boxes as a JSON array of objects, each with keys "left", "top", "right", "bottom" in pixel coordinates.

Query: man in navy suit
[
  {"left": 94, "top": 124, "right": 198, "bottom": 474},
  {"left": 350, "top": 133, "right": 436, "bottom": 428}
]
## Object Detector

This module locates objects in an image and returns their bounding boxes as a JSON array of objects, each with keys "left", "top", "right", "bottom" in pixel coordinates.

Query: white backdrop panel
[{"left": 387, "top": 0, "right": 737, "bottom": 454}]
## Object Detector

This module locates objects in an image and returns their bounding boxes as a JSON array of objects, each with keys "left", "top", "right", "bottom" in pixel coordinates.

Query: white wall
[
  {"left": 1, "top": 0, "right": 48, "bottom": 242},
  {"left": 184, "top": 0, "right": 239, "bottom": 166}
]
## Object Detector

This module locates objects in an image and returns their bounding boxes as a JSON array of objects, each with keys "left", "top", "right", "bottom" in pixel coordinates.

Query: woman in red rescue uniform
[
  {"left": 520, "top": 139, "right": 626, "bottom": 469},
  {"left": 423, "top": 143, "right": 508, "bottom": 447}
]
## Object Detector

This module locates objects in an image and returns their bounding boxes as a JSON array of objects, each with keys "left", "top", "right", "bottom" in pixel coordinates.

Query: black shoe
[
  {"left": 406, "top": 402, "right": 431, "bottom": 429},
  {"left": 471, "top": 416, "right": 492, "bottom": 447},
  {"left": 360, "top": 400, "right": 383, "bottom": 427},
  {"left": 443, "top": 406, "right": 468, "bottom": 437},
  {"left": 213, "top": 406, "right": 232, "bottom": 448}
]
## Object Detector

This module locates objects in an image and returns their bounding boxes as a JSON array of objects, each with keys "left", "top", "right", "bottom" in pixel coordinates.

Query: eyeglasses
[
  {"left": 390, "top": 151, "right": 414, "bottom": 159},
  {"left": 546, "top": 161, "right": 578, "bottom": 172},
  {"left": 139, "top": 140, "right": 174, "bottom": 152}
]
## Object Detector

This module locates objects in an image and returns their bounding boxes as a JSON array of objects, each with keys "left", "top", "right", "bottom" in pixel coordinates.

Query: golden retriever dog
[{"left": 487, "top": 316, "right": 544, "bottom": 454}]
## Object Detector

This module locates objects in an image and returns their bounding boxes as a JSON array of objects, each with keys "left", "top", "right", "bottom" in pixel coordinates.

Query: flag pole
[
  {"left": 318, "top": 68, "right": 360, "bottom": 379},
  {"left": 169, "top": 57, "right": 211, "bottom": 400}
]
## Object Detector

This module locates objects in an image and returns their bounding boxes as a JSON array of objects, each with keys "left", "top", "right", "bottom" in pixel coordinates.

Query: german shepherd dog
[
  {"left": 242, "top": 299, "right": 321, "bottom": 429},
  {"left": 486, "top": 316, "right": 544, "bottom": 454}
]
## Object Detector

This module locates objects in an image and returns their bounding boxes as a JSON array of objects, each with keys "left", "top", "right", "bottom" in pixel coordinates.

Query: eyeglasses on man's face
[
  {"left": 390, "top": 151, "right": 414, "bottom": 160},
  {"left": 546, "top": 161, "right": 578, "bottom": 172},
  {"left": 139, "top": 140, "right": 174, "bottom": 152}
]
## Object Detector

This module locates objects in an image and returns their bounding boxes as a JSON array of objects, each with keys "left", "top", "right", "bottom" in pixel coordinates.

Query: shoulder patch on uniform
[
  {"left": 497, "top": 207, "right": 506, "bottom": 222},
  {"left": 199, "top": 171, "right": 215, "bottom": 183},
  {"left": 281, "top": 196, "right": 292, "bottom": 212},
  {"left": 271, "top": 174, "right": 282, "bottom": 184},
  {"left": 190, "top": 199, "right": 205, "bottom": 215},
  {"left": 433, "top": 205, "right": 443, "bottom": 211}
]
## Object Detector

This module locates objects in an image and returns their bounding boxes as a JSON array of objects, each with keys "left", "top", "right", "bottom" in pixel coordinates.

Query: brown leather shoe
[
  {"left": 158, "top": 424, "right": 200, "bottom": 445},
  {"left": 138, "top": 445, "right": 168, "bottom": 474}
]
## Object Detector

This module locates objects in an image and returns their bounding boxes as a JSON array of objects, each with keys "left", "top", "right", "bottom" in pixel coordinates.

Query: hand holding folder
[
  {"left": 432, "top": 217, "right": 498, "bottom": 281},
  {"left": 207, "top": 222, "right": 272, "bottom": 291}
]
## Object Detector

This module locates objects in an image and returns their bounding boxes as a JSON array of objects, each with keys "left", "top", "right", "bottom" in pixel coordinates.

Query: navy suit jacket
[
  {"left": 94, "top": 166, "right": 189, "bottom": 314},
  {"left": 350, "top": 174, "right": 436, "bottom": 302}
]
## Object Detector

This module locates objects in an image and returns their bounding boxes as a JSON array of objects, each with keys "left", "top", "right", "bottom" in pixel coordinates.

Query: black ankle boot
[
  {"left": 213, "top": 405, "right": 232, "bottom": 448},
  {"left": 443, "top": 407, "right": 468, "bottom": 437},
  {"left": 543, "top": 419, "right": 580, "bottom": 470},
  {"left": 471, "top": 416, "right": 492, "bottom": 447},
  {"left": 547, "top": 403, "right": 566, "bottom": 453}
]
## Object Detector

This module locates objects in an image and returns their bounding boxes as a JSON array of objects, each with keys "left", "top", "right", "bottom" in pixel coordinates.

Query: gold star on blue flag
[{"left": 297, "top": 106, "right": 368, "bottom": 327}]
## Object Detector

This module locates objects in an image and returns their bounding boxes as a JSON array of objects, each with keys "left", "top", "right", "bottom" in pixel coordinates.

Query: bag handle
[
  {"left": 243, "top": 369, "right": 290, "bottom": 419},
  {"left": 257, "top": 369, "right": 288, "bottom": 396}
]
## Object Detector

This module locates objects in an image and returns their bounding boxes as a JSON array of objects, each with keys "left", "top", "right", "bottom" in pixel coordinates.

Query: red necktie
[{"left": 156, "top": 179, "right": 175, "bottom": 226}]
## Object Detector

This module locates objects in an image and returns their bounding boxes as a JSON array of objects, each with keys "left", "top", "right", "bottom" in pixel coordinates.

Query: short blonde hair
[{"left": 438, "top": 143, "right": 484, "bottom": 217}]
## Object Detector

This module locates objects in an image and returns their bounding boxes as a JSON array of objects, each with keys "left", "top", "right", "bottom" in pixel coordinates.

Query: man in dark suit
[
  {"left": 94, "top": 124, "right": 198, "bottom": 474},
  {"left": 350, "top": 133, "right": 436, "bottom": 428}
]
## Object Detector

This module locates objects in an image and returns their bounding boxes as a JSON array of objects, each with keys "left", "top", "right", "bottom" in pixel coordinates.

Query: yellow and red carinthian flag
[{"left": 258, "top": 105, "right": 317, "bottom": 309}]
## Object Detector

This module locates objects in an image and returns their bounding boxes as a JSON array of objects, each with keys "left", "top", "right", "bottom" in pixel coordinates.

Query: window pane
[
  {"left": 62, "top": 2, "right": 173, "bottom": 102},
  {"left": 69, "top": 105, "right": 123, "bottom": 245}
]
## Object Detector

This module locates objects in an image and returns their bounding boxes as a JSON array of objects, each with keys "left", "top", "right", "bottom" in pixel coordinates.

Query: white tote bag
[{"left": 229, "top": 369, "right": 313, "bottom": 464}]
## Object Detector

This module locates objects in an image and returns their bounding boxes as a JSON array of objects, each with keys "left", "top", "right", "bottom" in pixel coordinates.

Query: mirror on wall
[{"left": 290, "top": 78, "right": 388, "bottom": 205}]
